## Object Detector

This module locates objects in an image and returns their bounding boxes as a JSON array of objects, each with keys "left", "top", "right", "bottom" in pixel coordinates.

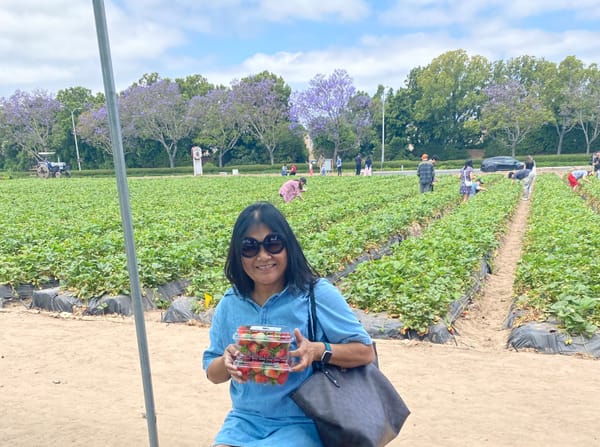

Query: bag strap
[
  {"left": 307, "top": 281, "right": 341, "bottom": 386},
  {"left": 308, "top": 281, "right": 380, "bottom": 375},
  {"left": 307, "top": 282, "right": 317, "bottom": 342}
]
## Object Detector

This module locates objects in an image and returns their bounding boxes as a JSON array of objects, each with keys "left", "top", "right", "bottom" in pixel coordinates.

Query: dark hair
[
  {"left": 508, "top": 172, "right": 515, "bottom": 179},
  {"left": 224, "top": 201, "right": 319, "bottom": 297},
  {"left": 464, "top": 159, "right": 473, "bottom": 168}
]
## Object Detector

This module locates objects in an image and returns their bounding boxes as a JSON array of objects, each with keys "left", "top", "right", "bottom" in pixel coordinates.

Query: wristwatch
[{"left": 321, "top": 341, "right": 333, "bottom": 364}]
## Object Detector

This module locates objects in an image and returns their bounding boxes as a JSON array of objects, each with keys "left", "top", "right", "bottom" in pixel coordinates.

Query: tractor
[{"left": 34, "top": 152, "right": 71, "bottom": 178}]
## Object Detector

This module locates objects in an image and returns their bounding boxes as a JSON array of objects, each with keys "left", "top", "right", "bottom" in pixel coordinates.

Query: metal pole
[
  {"left": 91, "top": 2, "right": 159, "bottom": 446},
  {"left": 381, "top": 89, "right": 385, "bottom": 170},
  {"left": 70, "top": 109, "right": 82, "bottom": 170}
]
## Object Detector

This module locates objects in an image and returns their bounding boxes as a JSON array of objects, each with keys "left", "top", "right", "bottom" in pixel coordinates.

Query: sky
[{"left": 2, "top": 0, "right": 600, "bottom": 98}]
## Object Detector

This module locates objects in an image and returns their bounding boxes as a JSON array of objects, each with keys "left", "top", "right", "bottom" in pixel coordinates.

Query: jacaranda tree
[
  {"left": 0, "top": 89, "right": 62, "bottom": 169},
  {"left": 188, "top": 87, "right": 247, "bottom": 167},
  {"left": 290, "top": 69, "right": 365, "bottom": 161},
  {"left": 233, "top": 74, "right": 291, "bottom": 165},
  {"left": 120, "top": 79, "right": 196, "bottom": 168}
]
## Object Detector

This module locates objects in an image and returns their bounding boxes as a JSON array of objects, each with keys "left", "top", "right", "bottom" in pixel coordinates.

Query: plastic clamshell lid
[
  {"left": 234, "top": 325, "right": 292, "bottom": 340},
  {"left": 233, "top": 325, "right": 293, "bottom": 361}
]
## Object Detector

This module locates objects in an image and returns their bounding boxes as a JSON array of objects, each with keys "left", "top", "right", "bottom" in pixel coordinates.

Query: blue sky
[{"left": 2, "top": 0, "right": 600, "bottom": 98}]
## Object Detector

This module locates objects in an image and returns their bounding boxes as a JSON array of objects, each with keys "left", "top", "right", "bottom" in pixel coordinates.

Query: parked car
[{"left": 480, "top": 156, "right": 524, "bottom": 172}]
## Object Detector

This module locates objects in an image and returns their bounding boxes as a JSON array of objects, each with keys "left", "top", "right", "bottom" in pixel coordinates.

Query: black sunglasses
[{"left": 241, "top": 233, "right": 285, "bottom": 258}]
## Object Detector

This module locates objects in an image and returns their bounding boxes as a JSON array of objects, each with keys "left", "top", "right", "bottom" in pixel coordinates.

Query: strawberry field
[{"left": 0, "top": 172, "right": 599, "bottom": 341}]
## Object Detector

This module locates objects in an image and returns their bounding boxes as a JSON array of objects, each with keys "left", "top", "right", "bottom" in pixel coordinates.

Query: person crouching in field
[
  {"left": 566, "top": 169, "right": 593, "bottom": 190},
  {"left": 279, "top": 177, "right": 307, "bottom": 203},
  {"left": 508, "top": 167, "right": 532, "bottom": 200}
]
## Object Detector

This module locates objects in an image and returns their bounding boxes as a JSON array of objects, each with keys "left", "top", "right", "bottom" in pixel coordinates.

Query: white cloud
[
  {"left": 258, "top": 0, "right": 370, "bottom": 22},
  {"left": 2, "top": 0, "right": 600, "bottom": 97}
]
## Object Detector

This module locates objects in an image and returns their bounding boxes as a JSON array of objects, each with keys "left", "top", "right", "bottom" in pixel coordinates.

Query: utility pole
[{"left": 71, "top": 109, "right": 82, "bottom": 170}]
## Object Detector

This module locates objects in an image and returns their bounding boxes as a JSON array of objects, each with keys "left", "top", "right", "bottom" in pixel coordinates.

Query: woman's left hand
[{"left": 288, "top": 328, "right": 322, "bottom": 372}]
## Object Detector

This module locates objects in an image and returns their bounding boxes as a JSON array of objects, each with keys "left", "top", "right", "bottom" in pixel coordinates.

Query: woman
[
  {"left": 364, "top": 155, "right": 373, "bottom": 176},
  {"left": 460, "top": 159, "right": 474, "bottom": 202},
  {"left": 203, "top": 202, "right": 374, "bottom": 447},
  {"left": 522, "top": 155, "right": 536, "bottom": 200},
  {"left": 278, "top": 177, "right": 307, "bottom": 203}
]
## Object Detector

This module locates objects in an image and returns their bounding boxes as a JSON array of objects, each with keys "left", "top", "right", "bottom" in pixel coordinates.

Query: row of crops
[
  {"left": 1, "top": 171, "right": 598, "bottom": 339},
  {"left": 512, "top": 175, "right": 600, "bottom": 337}
]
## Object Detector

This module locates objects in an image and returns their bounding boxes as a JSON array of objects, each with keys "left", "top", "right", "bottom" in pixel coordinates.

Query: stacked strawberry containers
[{"left": 233, "top": 325, "right": 293, "bottom": 385}]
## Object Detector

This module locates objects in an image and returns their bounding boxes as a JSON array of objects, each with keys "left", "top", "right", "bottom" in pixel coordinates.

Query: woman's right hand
[{"left": 222, "top": 343, "right": 247, "bottom": 383}]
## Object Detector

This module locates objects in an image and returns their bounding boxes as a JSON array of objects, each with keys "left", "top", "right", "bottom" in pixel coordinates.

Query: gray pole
[
  {"left": 91, "top": 1, "right": 159, "bottom": 446},
  {"left": 381, "top": 89, "right": 386, "bottom": 170}
]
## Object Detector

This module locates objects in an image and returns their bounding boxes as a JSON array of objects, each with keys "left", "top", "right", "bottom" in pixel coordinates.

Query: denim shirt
[{"left": 202, "top": 278, "right": 372, "bottom": 418}]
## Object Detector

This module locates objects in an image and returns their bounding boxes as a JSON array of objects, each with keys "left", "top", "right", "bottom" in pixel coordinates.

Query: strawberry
[
  {"left": 264, "top": 367, "right": 280, "bottom": 379},
  {"left": 276, "top": 371, "right": 289, "bottom": 385},
  {"left": 254, "top": 373, "right": 270, "bottom": 384},
  {"left": 237, "top": 365, "right": 251, "bottom": 379},
  {"left": 271, "top": 347, "right": 288, "bottom": 359},
  {"left": 257, "top": 348, "right": 271, "bottom": 358},
  {"left": 249, "top": 361, "right": 262, "bottom": 374}
]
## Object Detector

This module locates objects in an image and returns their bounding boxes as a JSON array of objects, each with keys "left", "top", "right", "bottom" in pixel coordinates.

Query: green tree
[
  {"left": 539, "top": 56, "right": 582, "bottom": 155},
  {"left": 55, "top": 86, "right": 102, "bottom": 169},
  {"left": 175, "top": 74, "right": 215, "bottom": 100},
  {"left": 413, "top": 50, "right": 491, "bottom": 153},
  {"left": 571, "top": 64, "right": 600, "bottom": 155}
]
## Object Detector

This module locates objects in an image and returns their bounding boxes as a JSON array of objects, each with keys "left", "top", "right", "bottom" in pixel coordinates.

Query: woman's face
[{"left": 241, "top": 224, "right": 287, "bottom": 294}]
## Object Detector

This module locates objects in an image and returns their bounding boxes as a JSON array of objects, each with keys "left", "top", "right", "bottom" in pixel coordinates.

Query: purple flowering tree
[
  {"left": 232, "top": 76, "right": 290, "bottom": 165},
  {"left": 290, "top": 69, "right": 363, "bottom": 160},
  {"left": 188, "top": 88, "right": 246, "bottom": 167},
  {"left": 344, "top": 92, "right": 373, "bottom": 152},
  {"left": 119, "top": 79, "right": 195, "bottom": 168},
  {"left": 0, "top": 89, "right": 62, "bottom": 164},
  {"left": 482, "top": 80, "right": 552, "bottom": 156},
  {"left": 77, "top": 106, "right": 135, "bottom": 156}
]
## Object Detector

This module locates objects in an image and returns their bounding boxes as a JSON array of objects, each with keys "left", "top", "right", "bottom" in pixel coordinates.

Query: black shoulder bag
[{"left": 291, "top": 285, "right": 410, "bottom": 447}]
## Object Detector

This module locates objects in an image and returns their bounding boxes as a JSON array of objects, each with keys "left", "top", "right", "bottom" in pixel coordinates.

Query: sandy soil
[{"left": 1, "top": 198, "right": 599, "bottom": 447}]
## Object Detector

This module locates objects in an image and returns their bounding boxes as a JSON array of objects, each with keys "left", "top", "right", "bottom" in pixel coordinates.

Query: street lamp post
[
  {"left": 381, "top": 88, "right": 387, "bottom": 170},
  {"left": 70, "top": 109, "right": 82, "bottom": 170}
]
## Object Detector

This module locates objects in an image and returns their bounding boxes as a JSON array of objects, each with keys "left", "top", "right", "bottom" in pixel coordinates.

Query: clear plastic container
[
  {"left": 234, "top": 358, "right": 291, "bottom": 385},
  {"left": 234, "top": 325, "right": 293, "bottom": 361}
]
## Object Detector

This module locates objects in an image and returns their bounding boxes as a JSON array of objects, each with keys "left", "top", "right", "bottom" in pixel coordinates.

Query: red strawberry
[
  {"left": 237, "top": 365, "right": 251, "bottom": 379},
  {"left": 257, "top": 348, "right": 271, "bottom": 358},
  {"left": 276, "top": 371, "right": 289, "bottom": 384},
  {"left": 272, "top": 347, "right": 288, "bottom": 359},
  {"left": 264, "top": 367, "right": 280, "bottom": 379},
  {"left": 249, "top": 361, "right": 262, "bottom": 374},
  {"left": 254, "top": 373, "right": 270, "bottom": 384}
]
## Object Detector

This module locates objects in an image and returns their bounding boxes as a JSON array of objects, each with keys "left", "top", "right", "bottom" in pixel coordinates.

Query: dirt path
[
  {"left": 1, "top": 190, "right": 600, "bottom": 447},
  {"left": 453, "top": 197, "right": 530, "bottom": 350}
]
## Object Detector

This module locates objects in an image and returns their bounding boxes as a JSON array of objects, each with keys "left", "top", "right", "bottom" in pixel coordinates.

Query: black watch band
[{"left": 321, "top": 341, "right": 332, "bottom": 364}]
